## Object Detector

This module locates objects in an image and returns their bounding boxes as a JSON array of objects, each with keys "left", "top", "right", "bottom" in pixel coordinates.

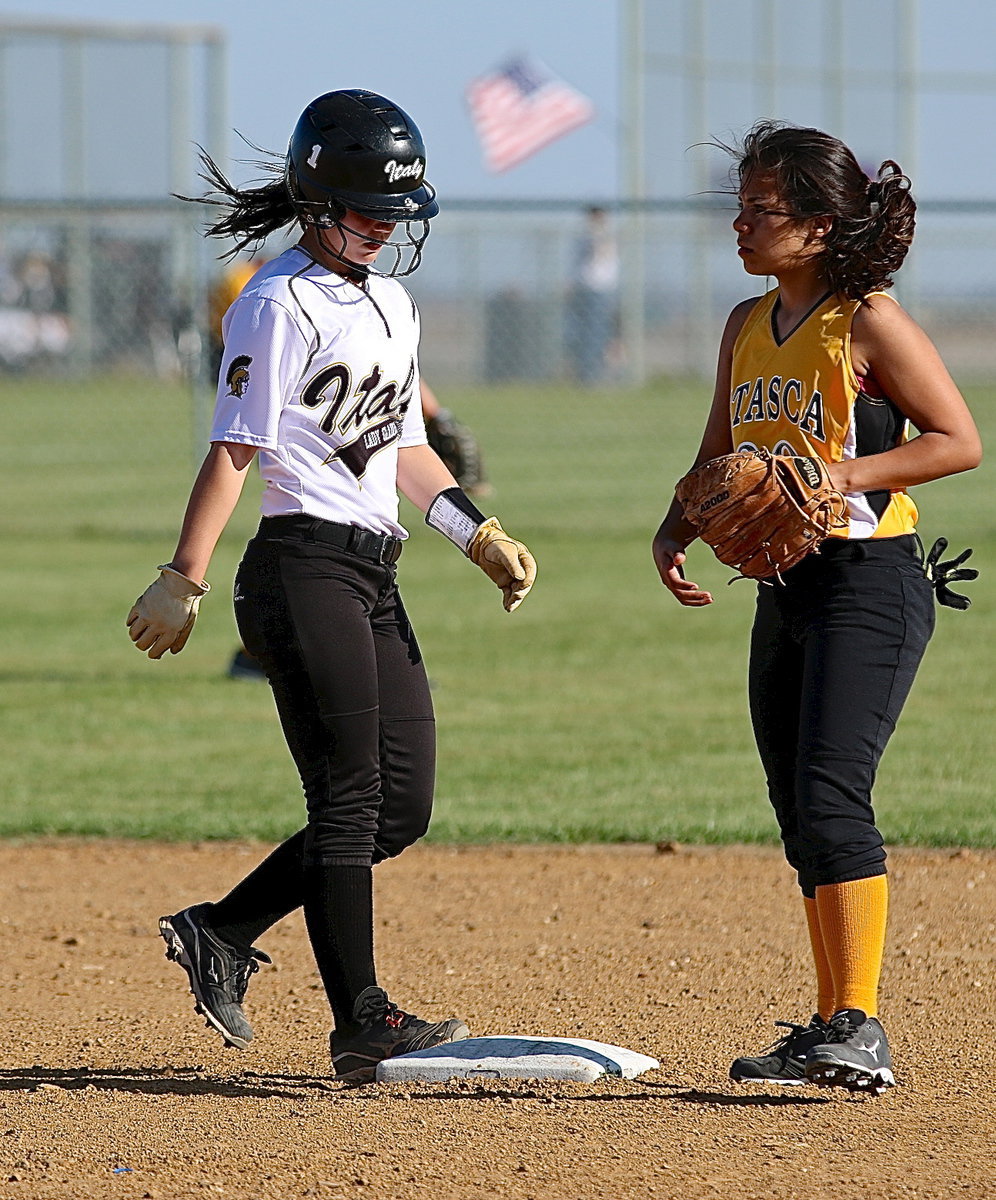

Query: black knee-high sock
[
  {"left": 205, "top": 829, "right": 307, "bottom": 949},
  {"left": 302, "top": 863, "right": 377, "bottom": 1031}
]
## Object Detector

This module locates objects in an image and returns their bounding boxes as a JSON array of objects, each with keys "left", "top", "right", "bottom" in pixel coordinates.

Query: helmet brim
[{"left": 333, "top": 183, "right": 438, "bottom": 223}]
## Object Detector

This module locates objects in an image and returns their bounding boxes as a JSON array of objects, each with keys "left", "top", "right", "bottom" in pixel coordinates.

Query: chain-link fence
[
  {"left": 0, "top": 201, "right": 208, "bottom": 375},
  {"left": 3, "top": 199, "right": 996, "bottom": 404},
  {"left": 0, "top": 195, "right": 992, "bottom": 569},
  {"left": 6, "top": 198, "right": 996, "bottom": 377},
  {"left": 3, "top": 9, "right": 995, "bottom": 412},
  {"left": 409, "top": 199, "right": 996, "bottom": 389}
]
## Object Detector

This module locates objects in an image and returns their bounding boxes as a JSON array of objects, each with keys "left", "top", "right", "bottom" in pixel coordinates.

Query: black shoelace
[
  {"left": 230, "top": 948, "right": 270, "bottom": 1001},
  {"left": 764, "top": 1020, "right": 814, "bottom": 1054},
  {"left": 824, "top": 1012, "right": 861, "bottom": 1043}
]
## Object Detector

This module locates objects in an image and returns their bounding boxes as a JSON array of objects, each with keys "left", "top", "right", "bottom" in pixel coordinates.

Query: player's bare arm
[
  {"left": 170, "top": 442, "right": 259, "bottom": 583},
  {"left": 828, "top": 296, "right": 982, "bottom": 493},
  {"left": 396, "top": 442, "right": 460, "bottom": 513},
  {"left": 652, "top": 297, "right": 758, "bottom": 605},
  {"left": 127, "top": 442, "right": 258, "bottom": 658},
  {"left": 399, "top": 442, "right": 537, "bottom": 613}
]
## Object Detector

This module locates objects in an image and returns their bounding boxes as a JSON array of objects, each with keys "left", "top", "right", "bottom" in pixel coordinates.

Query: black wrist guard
[{"left": 425, "top": 487, "right": 488, "bottom": 552}]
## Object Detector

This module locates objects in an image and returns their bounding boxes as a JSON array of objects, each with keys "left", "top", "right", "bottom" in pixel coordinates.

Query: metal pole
[
  {"left": 0, "top": 34, "right": 7, "bottom": 198},
  {"left": 206, "top": 30, "right": 229, "bottom": 171},
  {"left": 64, "top": 34, "right": 85, "bottom": 197},
  {"left": 168, "top": 34, "right": 191, "bottom": 196},
  {"left": 64, "top": 32, "right": 94, "bottom": 374},
  {"left": 168, "top": 34, "right": 197, "bottom": 404},
  {"left": 619, "top": 0, "right": 646, "bottom": 387},
  {"left": 897, "top": 0, "right": 919, "bottom": 312},
  {"left": 756, "top": 0, "right": 777, "bottom": 118},
  {"left": 188, "top": 31, "right": 230, "bottom": 453},
  {"left": 686, "top": 0, "right": 713, "bottom": 379},
  {"left": 825, "top": 0, "right": 846, "bottom": 135}
]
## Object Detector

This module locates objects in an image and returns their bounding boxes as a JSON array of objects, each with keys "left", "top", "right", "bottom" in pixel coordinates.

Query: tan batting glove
[
  {"left": 126, "top": 566, "right": 210, "bottom": 659},
  {"left": 467, "top": 518, "right": 537, "bottom": 612}
]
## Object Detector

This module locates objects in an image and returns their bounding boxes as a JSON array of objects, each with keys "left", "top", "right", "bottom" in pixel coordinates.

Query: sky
[
  {"left": 3, "top": 0, "right": 996, "bottom": 203},
  {"left": 1, "top": 0, "right": 620, "bottom": 201}
]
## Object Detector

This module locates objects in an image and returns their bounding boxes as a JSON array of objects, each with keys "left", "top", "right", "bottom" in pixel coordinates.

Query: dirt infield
[{"left": 1, "top": 840, "right": 994, "bottom": 1200}]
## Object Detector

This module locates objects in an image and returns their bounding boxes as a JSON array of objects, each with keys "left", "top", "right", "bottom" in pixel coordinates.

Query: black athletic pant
[
  {"left": 234, "top": 519, "right": 435, "bottom": 866},
  {"left": 748, "top": 535, "right": 935, "bottom": 897},
  {"left": 208, "top": 517, "right": 435, "bottom": 1026}
]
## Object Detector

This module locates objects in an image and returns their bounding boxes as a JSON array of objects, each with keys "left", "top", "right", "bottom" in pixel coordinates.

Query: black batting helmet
[{"left": 286, "top": 89, "right": 438, "bottom": 224}]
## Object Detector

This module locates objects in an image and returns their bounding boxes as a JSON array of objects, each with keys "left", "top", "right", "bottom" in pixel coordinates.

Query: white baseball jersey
[{"left": 210, "top": 245, "right": 428, "bottom": 538}]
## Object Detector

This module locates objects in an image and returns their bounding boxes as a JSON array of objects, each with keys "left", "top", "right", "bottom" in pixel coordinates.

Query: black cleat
[
  {"left": 159, "top": 904, "right": 271, "bottom": 1049},
  {"left": 730, "top": 1015, "right": 829, "bottom": 1085},
  {"left": 805, "top": 1008, "right": 896, "bottom": 1096},
  {"left": 330, "top": 986, "right": 470, "bottom": 1083}
]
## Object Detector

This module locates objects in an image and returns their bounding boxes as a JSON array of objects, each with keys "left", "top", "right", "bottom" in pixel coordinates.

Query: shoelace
[
  {"left": 824, "top": 1012, "right": 861, "bottom": 1043},
  {"left": 352, "top": 986, "right": 420, "bottom": 1031},
  {"left": 230, "top": 948, "right": 271, "bottom": 1002},
  {"left": 382, "top": 1001, "right": 416, "bottom": 1031},
  {"left": 763, "top": 1020, "right": 813, "bottom": 1054}
]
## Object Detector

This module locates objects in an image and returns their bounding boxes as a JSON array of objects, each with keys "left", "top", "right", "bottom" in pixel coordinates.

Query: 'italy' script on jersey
[{"left": 209, "top": 247, "right": 427, "bottom": 538}]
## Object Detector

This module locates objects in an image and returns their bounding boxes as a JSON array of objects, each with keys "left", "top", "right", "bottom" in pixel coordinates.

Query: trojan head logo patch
[{"left": 226, "top": 355, "right": 252, "bottom": 397}]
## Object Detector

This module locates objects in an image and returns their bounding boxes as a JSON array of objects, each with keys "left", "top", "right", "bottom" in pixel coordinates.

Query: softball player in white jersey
[{"left": 127, "top": 89, "right": 536, "bottom": 1082}]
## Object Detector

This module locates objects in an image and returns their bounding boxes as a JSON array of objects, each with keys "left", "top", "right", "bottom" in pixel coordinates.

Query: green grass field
[{"left": 1, "top": 373, "right": 992, "bottom": 845}]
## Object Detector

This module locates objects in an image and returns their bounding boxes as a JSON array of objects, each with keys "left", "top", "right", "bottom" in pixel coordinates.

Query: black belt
[
  {"left": 259, "top": 515, "right": 403, "bottom": 564},
  {"left": 816, "top": 533, "right": 919, "bottom": 563}
]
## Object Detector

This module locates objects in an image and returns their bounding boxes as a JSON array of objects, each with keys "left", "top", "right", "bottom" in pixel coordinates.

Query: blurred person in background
[
  {"left": 565, "top": 205, "right": 619, "bottom": 385},
  {"left": 418, "top": 378, "right": 491, "bottom": 498},
  {"left": 208, "top": 254, "right": 269, "bottom": 379}
]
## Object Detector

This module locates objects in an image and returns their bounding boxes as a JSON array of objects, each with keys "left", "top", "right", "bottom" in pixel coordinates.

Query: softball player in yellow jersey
[{"left": 652, "top": 121, "right": 981, "bottom": 1093}]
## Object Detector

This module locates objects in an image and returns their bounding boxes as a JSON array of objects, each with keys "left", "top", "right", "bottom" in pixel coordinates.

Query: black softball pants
[
  {"left": 748, "top": 535, "right": 935, "bottom": 897},
  {"left": 234, "top": 518, "right": 436, "bottom": 868}
]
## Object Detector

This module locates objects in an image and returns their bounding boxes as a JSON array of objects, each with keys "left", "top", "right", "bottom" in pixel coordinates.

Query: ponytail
[
  {"left": 729, "top": 121, "right": 917, "bottom": 299},
  {"left": 176, "top": 149, "right": 298, "bottom": 259},
  {"left": 821, "top": 159, "right": 915, "bottom": 299}
]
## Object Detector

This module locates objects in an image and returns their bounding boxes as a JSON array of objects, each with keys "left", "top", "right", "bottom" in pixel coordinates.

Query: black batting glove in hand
[
  {"left": 925, "top": 537, "right": 978, "bottom": 610},
  {"left": 127, "top": 566, "right": 210, "bottom": 658}
]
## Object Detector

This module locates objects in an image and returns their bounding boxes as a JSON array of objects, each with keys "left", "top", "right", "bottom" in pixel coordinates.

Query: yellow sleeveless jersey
[{"left": 729, "top": 288, "right": 918, "bottom": 539}]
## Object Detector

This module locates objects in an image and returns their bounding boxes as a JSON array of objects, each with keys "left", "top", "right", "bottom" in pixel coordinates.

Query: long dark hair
[
  {"left": 724, "top": 120, "right": 916, "bottom": 299},
  {"left": 176, "top": 147, "right": 297, "bottom": 259}
]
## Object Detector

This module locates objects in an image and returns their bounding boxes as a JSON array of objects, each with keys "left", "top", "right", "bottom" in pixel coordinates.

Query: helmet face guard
[
  {"left": 286, "top": 167, "right": 434, "bottom": 278},
  {"left": 285, "top": 89, "right": 438, "bottom": 277}
]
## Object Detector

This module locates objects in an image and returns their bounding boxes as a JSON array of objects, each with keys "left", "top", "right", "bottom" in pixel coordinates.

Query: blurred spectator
[
  {"left": 18, "top": 251, "right": 59, "bottom": 313},
  {"left": 209, "top": 256, "right": 268, "bottom": 378},
  {"left": 0, "top": 248, "right": 70, "bottom": 369},
  {"left": 565, "top": 205, "right": 619, "bottom": 385}
]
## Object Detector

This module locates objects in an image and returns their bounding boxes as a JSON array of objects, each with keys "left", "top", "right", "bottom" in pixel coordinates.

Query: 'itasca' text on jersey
[
  {"left": 730, "top": 377, "right": 827, "bottom": 442},
  {"left": 729, "top": 288, "right": 918, "bottom": 539}
]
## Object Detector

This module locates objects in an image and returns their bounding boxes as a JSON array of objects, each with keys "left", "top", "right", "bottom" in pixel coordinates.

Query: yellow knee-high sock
[
  {"left": 803, "top": 896, "right": 835, "bottom": 1022},
  {"left": 815, "top": 875, "right": 889, "bottom": 1018}
]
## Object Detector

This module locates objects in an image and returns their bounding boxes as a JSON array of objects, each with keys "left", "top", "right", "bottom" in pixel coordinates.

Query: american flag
[{"left": 466, "top": 56, "right": 595, "bottom": 174}]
